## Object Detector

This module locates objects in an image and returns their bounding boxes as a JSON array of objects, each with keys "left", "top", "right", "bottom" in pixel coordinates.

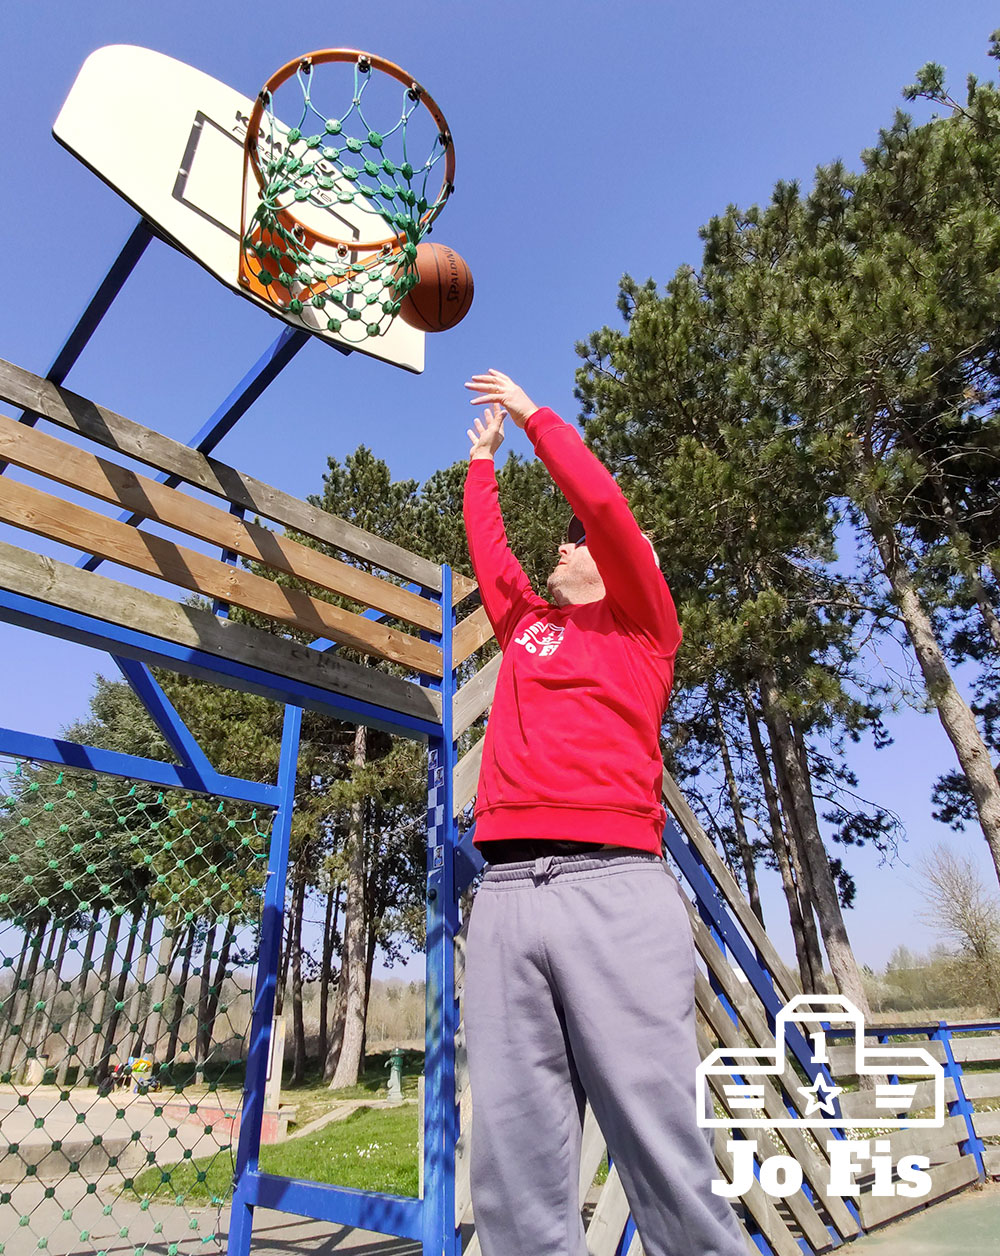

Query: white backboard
[{"left": 53, "top": 45, "right": 426, "bottom": 373}]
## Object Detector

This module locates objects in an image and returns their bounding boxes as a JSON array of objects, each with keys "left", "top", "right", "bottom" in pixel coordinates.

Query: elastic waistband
[{"left": 482, "top": 849, "right": 662, "bottom": 884}]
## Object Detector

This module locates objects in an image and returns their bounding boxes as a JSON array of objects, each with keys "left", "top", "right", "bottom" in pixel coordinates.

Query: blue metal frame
[
  {"left": 0, "top": 726, "right": 277, "bottom": 807},
  {"left": 422, "top": 563, "right": 462, "bottom": 1256},
  {"left": 228, "top": 704, "right": 302, "bottom": 1256},
  {"left": 0, "top": 589, "right": 440, "bottom": 740}
]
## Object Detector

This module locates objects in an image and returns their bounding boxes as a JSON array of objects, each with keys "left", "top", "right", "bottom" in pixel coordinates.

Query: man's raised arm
[
  {"left": 465, "top": 370, "right": 681, "bottom": 657},
  {"left": 463, "top": 402, "right": 547, "bottom": 649}
]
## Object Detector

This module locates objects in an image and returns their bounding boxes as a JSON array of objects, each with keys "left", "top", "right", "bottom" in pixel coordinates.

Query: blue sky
[{"left": 2, "top": 0, "right": 1000, "bottom": 975}]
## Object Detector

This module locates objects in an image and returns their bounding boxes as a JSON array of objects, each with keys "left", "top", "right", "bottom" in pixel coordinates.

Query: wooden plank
[
  {"left": 453, "top": 739, "right": 484, "bottom": 815},
  {"left": 578, "top": 1105, "right": 607, "bottom": 1203},
  {"left": 453, "top": 605, "right": 495, "bottom": 665},
  {"left": 0, "top": 412, "right": 442, "bottom": 634},
  {"left": 828, "top": 1039, "right": 946, "bottom": 1075},
  {"left": 973, "top": 1108, "right": 1000, "bottom": 1138},
  {"left": 950, "top": 1034, "right": 1000, "bottom": 1065},
  {"left": 0, "top": 356, "right": 442, "bottom": 590},
  {"left": 984, "top": 1146, "right": 1000, "bottom": 1177},
  {"left": 960, "top": 1070, "right": 1000, "bottom": 1102},
  {"left": 454, "top": 654, "right": 501, "bottom": 738},
  {"left": 662, "top": 772, "right": 801, "bottom": 1006},
  {"left": 859, "top": 1154, "right": 980, "bottom": 1230},
  {"left": 0, "top": 476, "right": 443, "bottom": 677},
  {"left": 711, "top": 1130, "right": 803, "bottom": 1256},
  {"left": 885, "top": 1115, "right": 968, "bottom": 1163},
  {"left": 694, "top": 983, "right": 859, "bottom": 1241},
  {"left": 0, "top": 540, "right": 441, "bottom": 726},
  {"left": 586, "top": 1166, "right": 632, "bottom": 1256},
  {"left": 453, "top": 571, "right": 478, "bottom": 604},
  {"left": 454, "top": 1123, "right": 473, "bottom": 1227},
  {"left": 838, "top": 1077, "right": 956, "bottom": 1119}
]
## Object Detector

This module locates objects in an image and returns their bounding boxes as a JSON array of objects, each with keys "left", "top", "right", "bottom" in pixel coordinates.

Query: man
[{"left": 461, "top": 369, "right": 745, "bottom": 1256}]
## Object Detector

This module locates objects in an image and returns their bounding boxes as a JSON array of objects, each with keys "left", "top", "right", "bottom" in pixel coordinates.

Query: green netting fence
[{"left": 0, "top": 757, "right": 272, "bottom": 1256}]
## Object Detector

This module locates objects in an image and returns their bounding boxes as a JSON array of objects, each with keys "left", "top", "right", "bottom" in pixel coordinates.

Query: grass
[
  {"left": 283, "top": 1049, "right": 424, "bottom": 1131},
  {"left": 129, "top": 1102, "right": 420, "bottom": 1203}
]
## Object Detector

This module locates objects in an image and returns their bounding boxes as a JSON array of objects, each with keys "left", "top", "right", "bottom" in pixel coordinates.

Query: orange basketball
[{"left": 399, "top": 242, "right": 474, "bottom": 332}]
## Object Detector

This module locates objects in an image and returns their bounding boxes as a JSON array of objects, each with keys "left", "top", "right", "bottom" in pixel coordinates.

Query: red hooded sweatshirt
[{"left": 463, "top": 407, "right": 682, "bottom": 854}]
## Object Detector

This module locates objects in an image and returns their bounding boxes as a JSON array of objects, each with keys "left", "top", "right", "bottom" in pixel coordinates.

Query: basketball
[{"left": 398, "top": 242, "right": 474, "bottom": 332}]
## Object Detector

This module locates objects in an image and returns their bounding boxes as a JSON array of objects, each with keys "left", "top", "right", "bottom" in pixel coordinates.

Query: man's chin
[{"left": 547, "top": 574, "right": 570, "bottom": 607}]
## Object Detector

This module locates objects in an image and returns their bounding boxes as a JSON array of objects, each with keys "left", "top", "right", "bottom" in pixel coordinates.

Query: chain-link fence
[{"left": 0, "top": 757, "right": 272, "bottom": 1256}]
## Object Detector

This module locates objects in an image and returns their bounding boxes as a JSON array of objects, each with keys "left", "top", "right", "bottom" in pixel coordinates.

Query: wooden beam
[
  {"left": 453, "top": 605, "right": 494, "bottom": 665},
  {"left": 452, "top": 571, "right": 478, "bottom": 604},
  {"left": 0, "top": 413, "right": 441, "bottom": 634},
  {"left": 859, "top": 1156, "right": 979, "bottom": 1230},
  {"left": 453, "top": 654, "right": 500, "bottom": 738},
  {"left": 0, "top": 356, "right": 442, "bottom": 591},
  {"left": 0, "top": 477, "right": 443, "bottom": 677},
  {"left": 0, "top": 540, "right": 441, "bottom": 726},
  {"left": 950, "top": 1035, "right": 1000, "bottom": 1065},
  {"left": 453, "top": 739, "right": 484, "bottom": 815}
]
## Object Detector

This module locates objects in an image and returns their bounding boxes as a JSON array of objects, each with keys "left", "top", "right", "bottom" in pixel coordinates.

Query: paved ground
[
  {"left": 852, "top": 1179, "right": 1000, "bottom": 1254},
  {"left": 4, "top": 1183, "right": 998, "bottom": 1256},
  {"left": 0, "top": 1085, "right": 241, "bottom": 1180}
]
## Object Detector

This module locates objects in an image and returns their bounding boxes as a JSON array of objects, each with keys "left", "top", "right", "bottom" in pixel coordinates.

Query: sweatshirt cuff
[
  {"left": 466, "top": 457, "right": 498, "bottom": 480},
  {"left": 524, "top": 407, "right": 566, "bottom": 445}
]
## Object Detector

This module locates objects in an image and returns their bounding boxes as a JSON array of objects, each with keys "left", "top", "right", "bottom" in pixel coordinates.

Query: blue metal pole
[
  {"left": 932, "top": 1022, "right": 986, "bottom": 1177},
  {"left": 228, "top": 703, "right": 302, "bottom": 1256},
  {"left": 422, "top": 563, "right": 460, "bottom": 1256},
  {"left": 0, "top": 220, "right": 152, "bottom": 473}
]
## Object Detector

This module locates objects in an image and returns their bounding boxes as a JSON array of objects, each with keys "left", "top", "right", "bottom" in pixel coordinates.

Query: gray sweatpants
[{"left": 464, "top": 850, "right": 745, "bottom": 1256}]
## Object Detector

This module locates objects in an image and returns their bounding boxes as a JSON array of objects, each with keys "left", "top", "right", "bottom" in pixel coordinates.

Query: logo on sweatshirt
[{"left": 514, "top": 620, "right": 565, "bottom": 658}]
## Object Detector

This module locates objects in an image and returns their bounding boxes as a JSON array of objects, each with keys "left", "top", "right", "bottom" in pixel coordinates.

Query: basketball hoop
[{"left": 239, "top": 50, "right": 456, "bottom": 342}]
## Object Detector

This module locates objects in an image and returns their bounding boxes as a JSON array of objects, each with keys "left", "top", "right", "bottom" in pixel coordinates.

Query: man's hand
[
  {"left": 467, "top": 403, "right": 505, "bottom": 462},
  {"left": 465, "top": 369, "right": 539, "bottom": 429}
]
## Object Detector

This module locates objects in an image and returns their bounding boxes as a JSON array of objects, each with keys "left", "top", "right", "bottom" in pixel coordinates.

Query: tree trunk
[
  {"left": 290, "top": 874, "right": 308, "bottom": 1084},
  {"left": 57, "top": 915, "right": 100, "bottom": 1086},
  {"left": 759, "top": 671, "right": 871, "bottom": 1016},
  {"left": 9, "top": 919, "right": 57, "bottom": 1075},
  {"left": 0, "top": 919, "right": 46, "bottom": 1074},
  {"left": 318, "top": 884, "right": 339, "bottom": 1068},
  {"left": 329, "top": 725, "right": 369, "bottom": 1089},
  {"left": 194, "top": 922, "right": 217, "bottom": 1086},
  {"left": 713, "top": 700, "right": 764, "bottom": 924},
  {"left": 743, "top": 692, "right": 817, "bottom": 992},
  {"left": 768, "top": 725, "right": 827, "bottom": 991},
  {"left": 165, "top": 922, "right": 196, "bottom": 1066},
  {"left": 2, "top": 920, "right": 41, "bottom": 1039},
  {"left": 15, "top": 919, "right": 65, "bottom": 1076},
  {"left": 863, "top": 485, "right": 1000, "bottom": 884},
  {"left": 127, "top": 904, "right": 157, "bottom": 1058},
  {"left": 141, "top": 920, "right": 177, "bottom": 1058},
  {"left": 97, "top": 909, "right": 142, "bottom": 1082},
  {"left": 323, "top": 955, "right": 349, "bottom": 1081},
  {"left": 81, "top": 910, "right": 123, "bottom": 1082},
  {"left": 202, "top": 918, "right": 236, "bottom": 1062}
]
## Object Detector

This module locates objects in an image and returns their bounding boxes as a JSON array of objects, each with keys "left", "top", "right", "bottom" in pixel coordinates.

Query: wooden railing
[{"left": 0, "top": 356, "right": 485, "bottom": 725}]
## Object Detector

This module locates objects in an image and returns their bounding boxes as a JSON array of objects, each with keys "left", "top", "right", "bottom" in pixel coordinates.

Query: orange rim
[{"left": 243, "top": 49, "right": 456, "bottom": 252}]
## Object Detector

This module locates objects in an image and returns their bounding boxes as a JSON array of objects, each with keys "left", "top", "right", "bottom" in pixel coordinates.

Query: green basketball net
[{"left": 239, "top": 51, "right": 455, "bottom": 342}]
